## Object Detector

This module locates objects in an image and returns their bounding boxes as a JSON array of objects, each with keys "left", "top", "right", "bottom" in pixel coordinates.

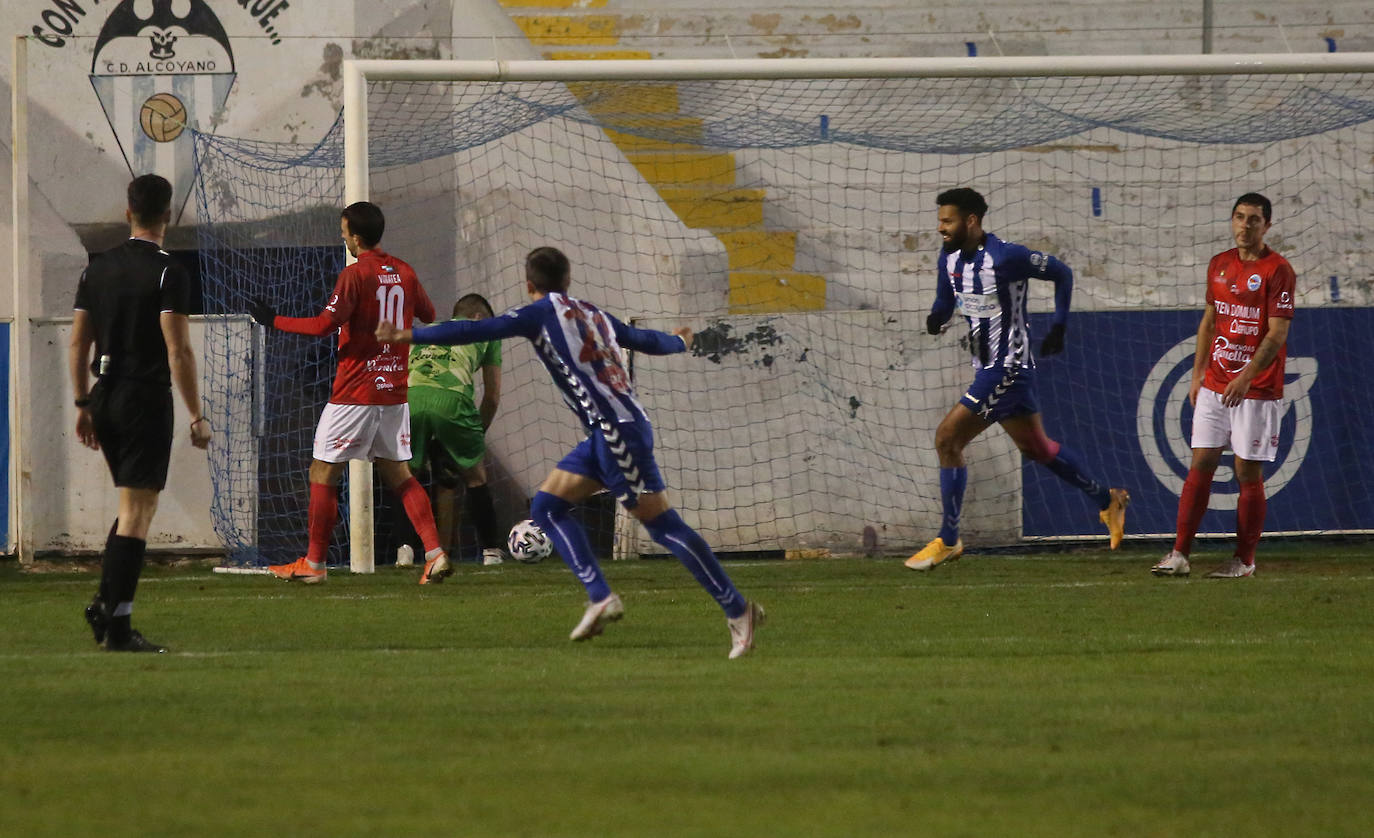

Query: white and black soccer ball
[{"left": 507, "top": 519, "right": 553, "bottom": 563}]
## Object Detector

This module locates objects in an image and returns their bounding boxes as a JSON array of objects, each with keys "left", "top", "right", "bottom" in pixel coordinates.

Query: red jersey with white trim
[
  {"left": 1203, "top": 247, "right": 1295, "bottom": 400},
  {"left": 289, "top": 249, "right": 436, "bottom": 405}
]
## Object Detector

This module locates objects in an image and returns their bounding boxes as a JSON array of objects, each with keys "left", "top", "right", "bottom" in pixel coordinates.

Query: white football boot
[
  {"left": 1150, "top": 550, "right": 1191, "bottom": 577},
  {"left": 570, "top": 593, "right": 624, "bottom": 641},
  {"left": 727, "top": 601, "right": 766, "bottom": 659},
  {"left": 1206, "top": 559, "right": 1255, "bottom": 578}
]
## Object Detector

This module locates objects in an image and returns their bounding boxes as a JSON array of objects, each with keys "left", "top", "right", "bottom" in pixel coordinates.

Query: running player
[
  {"left": 1152, "top": 193, "right": 1295, "bottom": 579},
  {"left": 908, "top": 187, "right": 1129, "bottom": 571},
  {"left": 249, "top": 201, "right": 452, "bottom": 585},
  {"left": 376, "top": 246, "right": 765, "bottom": 659}
]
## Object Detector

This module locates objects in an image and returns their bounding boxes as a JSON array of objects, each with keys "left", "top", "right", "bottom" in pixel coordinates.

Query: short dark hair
[
  {"left": 453, "top": 293, "right": 494, "bottom": 319},
  {"left": 1232, "top": 192, "right": 1272, "bottom": 223},
  {"left": 936, "top": 187, "right": 989, "bottom": 221},
  {"left": 526, "top": 247, "right": 571, "bottom": 294},
  {"left": 341, "top": 201, "right": 385, "bottom": 247},
  {"left": 127, "top": 174, "right": 172, "bottom": 227}
]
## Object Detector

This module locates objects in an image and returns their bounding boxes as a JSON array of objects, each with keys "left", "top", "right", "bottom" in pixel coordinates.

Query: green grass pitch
[{"left": 3, "top": 545, "right": 1373, "bottom": 837}]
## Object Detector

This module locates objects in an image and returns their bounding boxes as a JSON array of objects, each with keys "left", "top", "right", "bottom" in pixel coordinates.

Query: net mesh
[{"left": 194, "top": 69, "right": 1374, "bottom": 563}]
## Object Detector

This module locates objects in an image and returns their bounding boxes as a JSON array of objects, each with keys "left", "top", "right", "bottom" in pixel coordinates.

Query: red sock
[
  {"left": 1173, "top": 468, "right": 1214, "bottom": 555},
  {"left": 397, "top": 477, "right": 442, "bottom": 554},
  {"left": 1235, "top": 479, "right": 1266, "bottom": 565},
  {"left": 305, "top": 482, "right": 338, "bottom": 564}
]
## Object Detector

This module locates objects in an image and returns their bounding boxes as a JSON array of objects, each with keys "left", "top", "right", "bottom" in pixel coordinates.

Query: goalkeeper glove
[
  {"left": 249, "top": 297, "right": 277, "bottom": 328},
  {"left": 926, "top": 313, "right": 946, "bottom": 335},
  {"left": 1039, "top": 323, "right": 1066, "bottom": 356}
]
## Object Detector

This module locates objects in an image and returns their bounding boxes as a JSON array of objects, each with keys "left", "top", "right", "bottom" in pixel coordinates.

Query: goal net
[{"left": 194, "top": 55, "right": 1374, "bottom": 566}]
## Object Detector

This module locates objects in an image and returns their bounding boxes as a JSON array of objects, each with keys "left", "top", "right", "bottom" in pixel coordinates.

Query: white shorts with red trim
[
  {"left": 1190, "top": 387, "right": 1281, "bottom": 462},
  {"left": 312, "top": 402, "right": 412, "bottom": 463}
]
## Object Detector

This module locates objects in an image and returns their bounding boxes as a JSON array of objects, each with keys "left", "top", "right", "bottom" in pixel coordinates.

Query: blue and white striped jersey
[
  {"left": 412, "top": 292, "right": 686, "bottom": 432},
  {"left": 931, "top": 233, "right": 1073, "bottom": 371}
]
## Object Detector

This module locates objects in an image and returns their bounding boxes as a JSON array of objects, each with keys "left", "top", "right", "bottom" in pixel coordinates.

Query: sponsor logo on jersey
[
  {"left": 374, "top": 376, "right": 395, "bottom": 391},
  {"left": 955, "top": 292, "right": 1000, "bottom": 318},
  {"left": 1214, "top": 301, "right": 1262, "bottom": 319}
]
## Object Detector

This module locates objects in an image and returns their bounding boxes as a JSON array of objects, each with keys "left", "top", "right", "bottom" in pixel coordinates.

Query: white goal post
[{"left": 329, "top": 52, "right": 1374, "bottom": 571}]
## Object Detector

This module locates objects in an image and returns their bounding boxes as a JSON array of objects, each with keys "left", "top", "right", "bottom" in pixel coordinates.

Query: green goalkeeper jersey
[{"left": 407, "top": 322, "right": 501, "bottom": 422}]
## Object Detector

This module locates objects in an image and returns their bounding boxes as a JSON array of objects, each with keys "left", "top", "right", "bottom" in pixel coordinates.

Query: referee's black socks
[
  {"left": 96, "top": 518, "right": 119, "bottom": 607},
  {"left": 103, "top": 534, "right": 148, "bottom": 643}
]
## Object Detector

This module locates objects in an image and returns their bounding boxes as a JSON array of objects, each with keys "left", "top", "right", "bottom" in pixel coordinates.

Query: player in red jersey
[
  {"left": 1152, "top": 193, "right": 1295, "bottom": 579},
  {"left": 249, "top": 202, "right": 452, "bottom": 584}
]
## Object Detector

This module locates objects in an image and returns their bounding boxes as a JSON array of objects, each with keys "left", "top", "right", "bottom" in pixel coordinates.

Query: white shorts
[
  {"left": 312, "top": 402, "right": 412, "bottom": 463},
  {"left": 1190, "top": 388, "right": 1281, "bottom": 462}
]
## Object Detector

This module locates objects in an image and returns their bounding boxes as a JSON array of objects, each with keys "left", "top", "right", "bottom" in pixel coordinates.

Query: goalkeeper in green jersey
[{"left": 393, "top": 293, "right": 507, "bottom": 566}]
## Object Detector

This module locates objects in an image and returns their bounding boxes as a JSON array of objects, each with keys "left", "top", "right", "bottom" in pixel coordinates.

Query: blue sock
[
  {"left": 531, "top": 491, "right": 612, "bottom": 603},
  {"left": 643, "top": 510, "right": 746, "bottom": 618},
  {"left": 938, "top": 467, "right": 967, "bottom": 544},
  {"left": 1043, "top": 444, "right": 1111, "bottom": 509}
]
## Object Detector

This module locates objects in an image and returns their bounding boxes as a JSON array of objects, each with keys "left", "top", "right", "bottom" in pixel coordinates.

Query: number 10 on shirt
[{"left": 376, "top": 285, "right": 405, "bottom": 329}]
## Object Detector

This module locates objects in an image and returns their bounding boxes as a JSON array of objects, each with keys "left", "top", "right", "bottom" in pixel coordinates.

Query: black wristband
[{"left": 75, "top": 397, "right": 91, "bottom": 408}]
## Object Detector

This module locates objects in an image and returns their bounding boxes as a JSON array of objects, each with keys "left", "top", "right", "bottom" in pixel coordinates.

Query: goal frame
[{"left": 333, "top": 52, "right": 1374, "bottom": 571}]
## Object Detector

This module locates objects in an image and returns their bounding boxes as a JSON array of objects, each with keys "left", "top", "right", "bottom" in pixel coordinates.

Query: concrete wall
[
  {"left": 506, "top": 1, "right": 1374, "bottom": 59},
  {"left": 5, "top": 1, "right": 1374, "bottom": 553},
  {"left": 26, "top": 317, "right": 250, "bottom": 552}
]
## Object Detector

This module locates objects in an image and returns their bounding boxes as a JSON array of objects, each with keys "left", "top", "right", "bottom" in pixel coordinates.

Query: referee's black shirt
[{"left": 74, "top": 238, "right": 191, "bottom": 386}]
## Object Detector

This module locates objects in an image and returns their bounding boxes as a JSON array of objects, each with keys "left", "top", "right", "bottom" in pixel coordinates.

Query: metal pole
[
  {"left": 1202, "top": 0, "right": 1214, "bottom": 54},
  {"left": 342, "top": 63, "right": 374, "bottom": 573},
  {"left": 10, "top": 36, "right": 31, "bottom": 561}
]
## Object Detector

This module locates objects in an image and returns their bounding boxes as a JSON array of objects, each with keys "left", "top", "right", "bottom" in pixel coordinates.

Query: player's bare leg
[
  {"left": 906, "top": 404, "right": 985, "bottom": 571},
  {"left": 1002, "top": 412, "right": 1128, "bottom": 549}
]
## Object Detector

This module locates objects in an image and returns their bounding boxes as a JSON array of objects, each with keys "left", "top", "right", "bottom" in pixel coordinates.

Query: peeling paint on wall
[
  {"left": 693, "top": 321, "right": 782, "bottom": 365},
  {"left": 299, "top": 42, "right": 344, "bottom": 106}
]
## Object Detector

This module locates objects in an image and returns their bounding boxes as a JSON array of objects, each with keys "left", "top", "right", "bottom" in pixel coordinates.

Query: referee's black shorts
[{"left": 89, "top": 378, "right": 174, "bottom": 491}]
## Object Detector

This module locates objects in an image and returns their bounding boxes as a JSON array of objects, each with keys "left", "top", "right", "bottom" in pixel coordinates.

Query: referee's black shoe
[
  {"left": 84, "top": 597, "right": 110, "bottom": 645},
  {"left": 102, "top": 630, "right": 167, "bottom": 653}
]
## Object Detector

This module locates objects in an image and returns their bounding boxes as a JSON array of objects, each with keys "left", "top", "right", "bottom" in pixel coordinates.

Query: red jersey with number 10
[
  {"left": 1204, "top": 247, "right": 1295, "bottom": 401},
  {"left": 277, "top": 248, "right": 436, "bottom": 405}
]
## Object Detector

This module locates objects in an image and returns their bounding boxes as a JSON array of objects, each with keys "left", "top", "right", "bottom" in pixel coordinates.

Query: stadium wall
[
  {"left": 23, "top": 317, "right": 246, "bottom": 553},
  {"left": 6, "top": 1, "right": 1374, "bottom": 554}
]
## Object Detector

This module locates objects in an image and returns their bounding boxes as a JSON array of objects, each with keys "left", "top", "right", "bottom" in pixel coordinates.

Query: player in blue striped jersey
[
  {"left": 906, "top": 188, "right": 1129, "bottom": 571},
  {"left": 376, "top": 247, "right": 765, "bottom": 658}
]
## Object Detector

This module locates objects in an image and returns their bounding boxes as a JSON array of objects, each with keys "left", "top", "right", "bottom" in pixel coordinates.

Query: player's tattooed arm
[{"left": 1221, "top": 316, "right": 1291, "bottom": 407}]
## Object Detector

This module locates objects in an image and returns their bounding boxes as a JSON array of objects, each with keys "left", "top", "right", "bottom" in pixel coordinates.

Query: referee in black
[{"left": 69, "top": 174, "right": 211, "bottom": 652}]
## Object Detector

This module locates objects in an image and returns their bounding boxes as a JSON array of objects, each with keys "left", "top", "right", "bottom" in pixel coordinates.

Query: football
[{"left": 507, "top": 519, "right": 553, "bottom": 563}]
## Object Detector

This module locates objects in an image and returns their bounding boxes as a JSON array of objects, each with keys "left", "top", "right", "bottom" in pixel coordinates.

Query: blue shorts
[
  {"left": 959, "top": 365, "right": 1039, "bottom": 423},
  {"left": 557, "top": 417, "right": 666, "bottom": 509}
]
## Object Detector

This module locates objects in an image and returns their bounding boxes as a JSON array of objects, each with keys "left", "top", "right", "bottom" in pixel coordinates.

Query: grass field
[{"left": 3, "top": 545, "right": 1373, "bottom": 837}]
